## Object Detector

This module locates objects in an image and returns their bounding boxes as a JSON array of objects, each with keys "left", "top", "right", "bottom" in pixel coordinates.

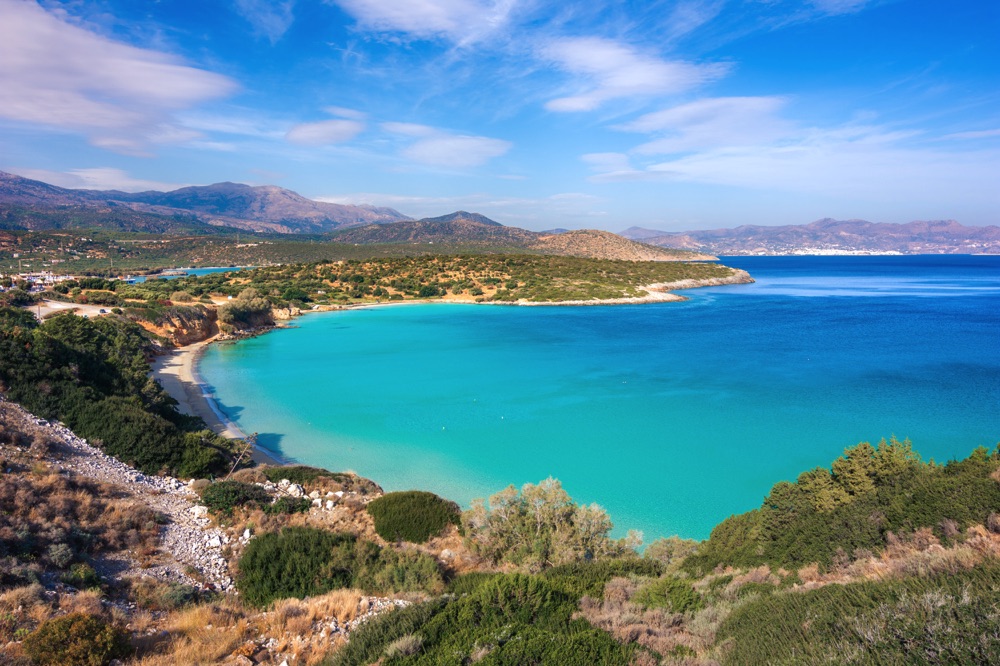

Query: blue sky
[{"left": 1, "top": 0, "right": 997, "bottom": 231}]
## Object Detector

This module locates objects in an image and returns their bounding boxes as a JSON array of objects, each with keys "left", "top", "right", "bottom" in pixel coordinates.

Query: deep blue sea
[{"left": 199, "top": 256, "right": 1000, "bottom": 541}]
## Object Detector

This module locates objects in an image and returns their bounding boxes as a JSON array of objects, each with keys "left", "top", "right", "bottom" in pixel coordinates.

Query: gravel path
[{"left": 3, "top": 398, "right": 234, "bottom": 590}]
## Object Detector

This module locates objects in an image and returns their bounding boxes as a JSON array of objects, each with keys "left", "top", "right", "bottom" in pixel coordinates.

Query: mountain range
[
  {"left": 0, "top": 171, "right": 409, "bottom": 234},
  {"left": 0, "top": 172, "right": 706, "bottom": 262},
  {"left": 622, "top": 219, "right": 1000, "bottom": 255}
]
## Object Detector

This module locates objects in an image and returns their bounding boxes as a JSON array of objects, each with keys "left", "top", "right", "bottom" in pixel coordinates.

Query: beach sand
[{"left": 150, "top": 339, "right": 285, "bottom": 466}]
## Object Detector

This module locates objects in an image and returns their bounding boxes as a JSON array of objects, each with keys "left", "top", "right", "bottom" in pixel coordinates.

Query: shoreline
[
  {"left": 149, "top": 270, "right": 754, "bottom": 468},
  {"left": 150, "top": 338, "right": 288, "bottom": 466}
]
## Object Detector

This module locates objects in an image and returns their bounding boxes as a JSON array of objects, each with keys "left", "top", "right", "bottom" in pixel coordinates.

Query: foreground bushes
[
  {"left": 462, "top": 477, "right": 641, "bottom": 571},
  {"left": 366, "top": 491, "right": 460, "bottom": 543},
  {"left": 718, "top": 562, "right": 1000, "bottom": 665},
  {"left": 22, "top": 612, "right": 130, "bottom": 666},
  {"left": 237, "top": 527, "right": 443, "bottom": 607},
  {"left": 327, "top": 574, "right": 639, "bottom": 666},
  {"left": 686, "top": 438, "right": 1000, "bottom": 572}
]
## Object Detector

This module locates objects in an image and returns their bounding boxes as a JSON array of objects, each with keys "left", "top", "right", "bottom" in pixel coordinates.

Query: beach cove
[{"left": 161, "top": 256, "right": 1000, "bottom": 542}]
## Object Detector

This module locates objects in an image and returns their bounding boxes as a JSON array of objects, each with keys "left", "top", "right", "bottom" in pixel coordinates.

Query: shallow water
[{"left": 199, "top": 255, "right": 1000, "bottom": 540}]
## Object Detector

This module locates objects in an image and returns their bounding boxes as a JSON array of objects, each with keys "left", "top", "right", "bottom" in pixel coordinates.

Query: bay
[{"left": 199, "top": 255, "right": 1000, "bottom": 541}]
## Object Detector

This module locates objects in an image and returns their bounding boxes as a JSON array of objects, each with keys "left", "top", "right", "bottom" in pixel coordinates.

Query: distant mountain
[
  {"left": 333, "top": 212, "right": 715, "bottom": 261},
  {"left": 0, "top": 171, "right": 409, "bottom": 234},
  {"left": 622, "top": 219, "right": 1000, "bottom": 255}
]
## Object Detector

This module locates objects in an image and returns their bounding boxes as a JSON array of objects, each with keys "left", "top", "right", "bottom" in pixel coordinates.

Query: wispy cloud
[
  {"left": 8, "top": 167, "right": 186, "bottom": 192},
  {"left": 286, "top": 119, "right": 366, "bottom": 145},
  {"left": 585, "top": 122, "right": 1000, "bottom": 208},
  {"left": 810, "top": 0, "right": 870, "bottom": 16},
  {"left": 382, "top": 122, "right": 511, "bottom": 167},
  {"left": 941, "top": 128, "right": 1000, "bottom": 141},
  {"left": 234, "top": 0, "right": 296, "bottom": 43},
  {"left": 620, "top": 96, "right": 791, "bottom": 153},
  {"left": 541, "top": 37, "right": 727, "bottom": 112},
  {"left": 0, "top": 2, "right": 236, "bottom": 155},
  {"left": 328, "top": 0, "right": 519, "bottom": 43}
]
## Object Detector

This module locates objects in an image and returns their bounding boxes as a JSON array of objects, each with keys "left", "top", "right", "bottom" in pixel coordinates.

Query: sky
[{"left": 1, "top": 0, "right": 998, "bottom": 231}]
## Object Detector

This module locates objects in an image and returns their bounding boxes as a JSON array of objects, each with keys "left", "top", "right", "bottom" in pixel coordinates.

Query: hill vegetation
[{"left": 0, "top": 306, "right": 238, "bottom": 477}]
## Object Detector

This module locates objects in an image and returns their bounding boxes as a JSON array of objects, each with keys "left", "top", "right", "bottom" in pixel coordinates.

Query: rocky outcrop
[{"left": 134, "top": 304, "right": 218, "bottom": 346}]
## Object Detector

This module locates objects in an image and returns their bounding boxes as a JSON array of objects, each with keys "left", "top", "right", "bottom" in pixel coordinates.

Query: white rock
[
  {"left": 287, "top": 483, "right": 305, "bottom": 497},
  {"left": 190, "top": 505, "right": 208, "bottom": 518},
  {"left": 278, "top": 478, "right": 290, "bottom": 488},
  {"left": 312, "top": 498, "right": 322, "bottom": 507},
  {"left": 334, "top": 491, "right": 344, "bottom": 498},
  {"left": 206, "top": 535, "right": 222, "bottom": 548},
  {"left": 309, "top": 490, "right": 321, "bottom": 499},
  {"left": 325, "top": 500, "right": 335, "bottom": 510},
  {"left": 242, "top": 528, "right": 252, "bottom": 540}
]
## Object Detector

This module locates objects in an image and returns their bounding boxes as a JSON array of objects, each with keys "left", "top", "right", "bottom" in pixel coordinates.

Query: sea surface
[{"left": 199, "top": 256, "right": 1000, "bottom": 541}]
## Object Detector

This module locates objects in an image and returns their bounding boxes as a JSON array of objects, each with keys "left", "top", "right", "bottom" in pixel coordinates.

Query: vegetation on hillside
[
  {"left": 0, "top": 306, "right": 238, "bottom": 477},
  {"left": 684, "top": 437, "right": 1000, "bottom": 572},
  {"left": 462, "top": 477, "right": 642, "bottom": 571},
  {"left": 366, "top": 491, "right": 460, "bottom": 544}
]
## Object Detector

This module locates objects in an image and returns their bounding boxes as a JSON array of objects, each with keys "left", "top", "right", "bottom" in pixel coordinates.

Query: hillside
[
  {"left": 622, "top": 218, "right": 1000, "bottom": 255},
  {"left": 332, "top": 212, "right": 712, "bottom": 261},
  {"left": 0, "top": 171, "right": 409, "bottom": 234}
]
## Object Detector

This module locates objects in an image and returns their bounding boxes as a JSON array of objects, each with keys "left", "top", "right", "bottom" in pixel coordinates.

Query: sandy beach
[{"left": 150, "top": 339, "right": 286, "bottom": 466}]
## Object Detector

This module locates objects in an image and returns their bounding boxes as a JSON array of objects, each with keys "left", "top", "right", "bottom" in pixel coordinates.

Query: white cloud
[
  {"left": 0, "top": 1, "right": 236, "bottom": 154},
  {"left": 402, "top": 134, "right": 511, "bottom": 167},
  {"left": 9, "top": 167, "right": 185, "bottom": 192},
  {"left": 234, "top": 0, "right": 296, "bottom": 43},
  {"left": 382, "top": 122, "right": 438, "bottom": 137},
  {"left": 620, "top": 96, "right": 791, "bottom": 154},
  {"left": 285, "top": 119, "right": 366, "bottom": 145},
  {"left": 325, "top": 106, "right": 368, "bottom": 120},
  {"left": 942, "top": 128, "right": 1000, "bottom": 140},
  {"left": 542, "top": 37, "right": 727, "bottom": 112},
  {"left": 810, "top": 0, "right": 869, "bottom": 15},
  {"left": 329, "top": 0, "right": 518, "bottom": 42},
  {"left": 586, "top": 123, "right": 1000, "bottom": 208},
  {"left": 382, "top": 122, "right": 511, "bottom": 167}
]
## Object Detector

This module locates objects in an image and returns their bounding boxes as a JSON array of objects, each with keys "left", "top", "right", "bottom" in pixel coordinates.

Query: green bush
[
  {"left": 686, "top": 439, "right": 1000, "bottom": 572},
  {"left": 718, "top": 563, "right": 1000, "bottom": 665},
  {"left": 61, "top": 563, "right": 101, "bottom": 590},
  {"left": 22, "top": 613, "right": 130, "bottom": 666},
  {"left": 541, "top": 558, "right": 663, "bottom": 599},
  {"left": 263, "top": 496, "right": 312, "bottom": 515},
  {"left": 366, "top": 491, "right": 459, "bottom": 543},
  {"left": 238, "top": 527, "right": 446, "bottom": 607},
  {"left": 201, "top": 481, "right": 271, "bottom": 516},
  {"left": 329, "top": 574, "right": 636, "bottom": 666},
  {"left": 633, "top": 576, "right": 702, "bottom": 613},
  {"left": 238, "top": 527, "right": 360, "bottom": 607},
  {"left": 262, "top": 465, "right": 339, "bottom": 485}
]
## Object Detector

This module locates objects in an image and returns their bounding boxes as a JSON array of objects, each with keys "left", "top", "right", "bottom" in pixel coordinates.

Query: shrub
[
  {"left": 331, "top": 574, "right": 636, "bottom": 666},
  {"left": 201, "top": 481, "right": 271, "bottom": 516},
  {"left": 366, "top": 491, "right": 460, "bottom": 544},
  {"left": 462, "top": 478, "right": 641, "bottom": 570},
  {"left": 237, "top": 528, "right": 363, "bottom": 607},
  {"left": 262, "top": 465, "right": 337, "bottom": 485},
  {"left": 633, "top": 576, "right": 702, "bottom": 613},
  {"left": 263, "top": 497, "right": 312, "bottom": 515},
  {"left": 61, "top": 563, "right": 101, "bottom": 590},
  {"left": 22, "top": 613, "right": 130, "bottom": 666},
  {"left": 541, "top": 559, "right": 663, "bottom": 599}
]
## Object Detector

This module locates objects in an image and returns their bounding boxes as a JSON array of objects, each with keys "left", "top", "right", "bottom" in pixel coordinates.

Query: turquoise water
[
  {"left": 199, "top": 256, "right": 1000, "bottom": 541},
  {"left": 132, "top": 267, "right": 251, "bottom": 283}
]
